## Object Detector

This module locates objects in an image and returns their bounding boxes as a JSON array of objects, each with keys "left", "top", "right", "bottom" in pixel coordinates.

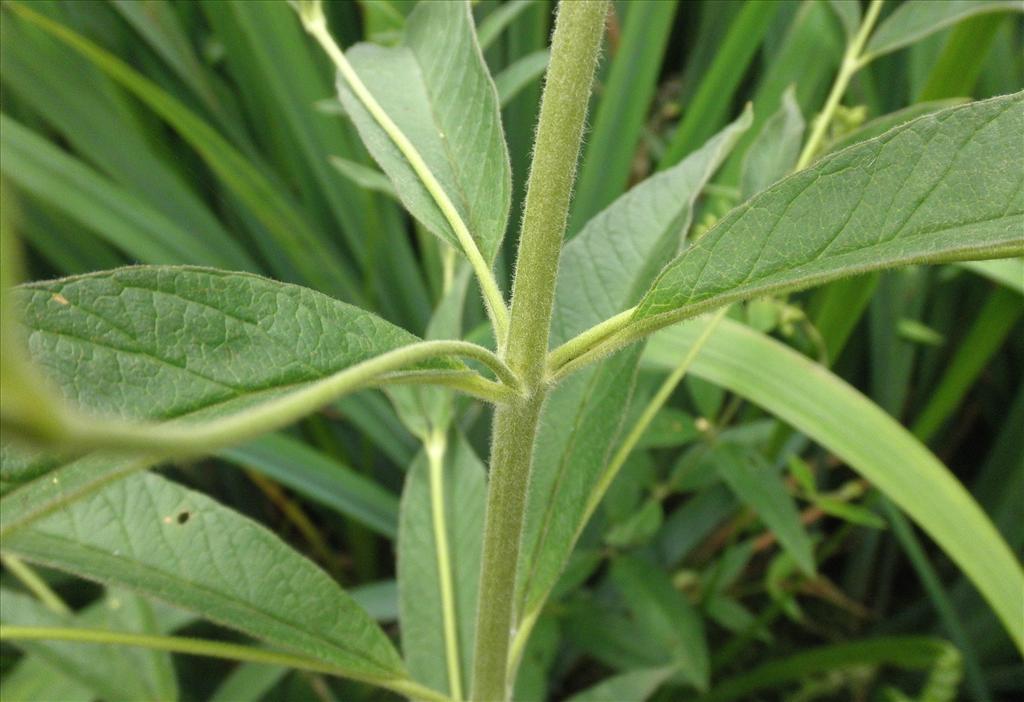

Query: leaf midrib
[
  {"left": 10, "top": 529, "right": 404, "bottom": 680},
  {"left": 642, "top": 211, "right": 1023, "bottom": 319}
]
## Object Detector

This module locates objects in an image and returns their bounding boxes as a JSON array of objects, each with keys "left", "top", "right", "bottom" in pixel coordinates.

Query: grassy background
[{"left": 1, "top": 1, "right": 1022, "bottom": 700}]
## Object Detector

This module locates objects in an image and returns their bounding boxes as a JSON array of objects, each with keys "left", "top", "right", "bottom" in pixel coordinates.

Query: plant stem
[
  {"left": 794, "top": 0, "right": 884, "bottom": 171},
  {"left": 10, "top": 340, "right": 518, "bottom": 456},
  {"left": 426, "top": 431, "right": 464, "bottom": 701},
  {"left": 507, "top": 309, "right": 727, "bottom": 681},
  {"left": 0, "top": 553, "right": 70, "bottom": 614},
  {"left": 298, "top": 4, "right": 510, "bottom": 346},
  {"left": 0, "top": 625, "right": 452, "bottom": 702},
  {"left": 471, "top": 3, "right": 608, "bottom": 700},
  {"left": 546, "top": 307, "right": 636, "bottom": 375}
]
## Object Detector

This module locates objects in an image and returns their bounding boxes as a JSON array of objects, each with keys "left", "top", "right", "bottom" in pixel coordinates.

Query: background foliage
[{"left": 1, "top": 0, "right": 1022, "bottom": 700}]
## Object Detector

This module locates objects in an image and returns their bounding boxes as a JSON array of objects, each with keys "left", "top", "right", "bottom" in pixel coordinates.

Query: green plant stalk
[
  {"left": 425, "top": 431, "right": 464, "bottom": 701},
  {"left": 507, "top": 308, "right": 725, "bottom": 679},
  {"left": 7, "top": 340, "right": 517, "bottom": 456},
  {"left": 0, "top": 553, "right": 70, "bottom": 614},
  {"left": 548, "top": 231, "right": 1024, "bottom": 382},
  {"left": 297, "top": 5, "right": 510, "bottom": 346},
  {"left": 0, "top": 625, "right": 452, "bottom": 702},
  {"left": 471, "top": 3, "right": 608, "bottom": 700},
  {"left": 794, "top": 0, "right": 884, "bottom": 171}
]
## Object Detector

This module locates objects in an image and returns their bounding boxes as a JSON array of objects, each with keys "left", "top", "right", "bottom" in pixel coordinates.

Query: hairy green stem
[
  {"left": 546, "top": 306, "right": 636, "bottom": 375},
  {"left": 298, "top": 4, "right": 510, "bottom": 346},
  {"left": 794, "top": 0, "right": 884, "bottom": 171},
  {"left": 473, "top": 396, "right": 546, "bottom": 702},
  {"left": 0, "top": 625, "right": 452, "bottom": 702},
  {"left": 375, "top": 370, "right": 514, "bottom": 404},
  {"left": 508, "top": 309, "right": 726, "bottom": 680},
  {"left": 9, "top": 340, "right": 518, "bottom": 457},
  {"left": 472, "top": 3, "right": 609, "bottom": 700}
]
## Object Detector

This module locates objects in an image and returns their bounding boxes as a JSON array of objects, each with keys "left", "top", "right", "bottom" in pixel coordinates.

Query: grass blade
[
  {"left": 219, "top": 433, "right": 400, "bottom": 539},
  {"left": 644, "top": 317, "right": 1024, "bottom": 651}
]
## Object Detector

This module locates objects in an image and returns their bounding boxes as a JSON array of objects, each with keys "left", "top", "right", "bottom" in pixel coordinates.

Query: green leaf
[
  {"left": 917, "top": 13, "right": 1007, "bottom": 102},
  {"left": 610, "top": 556, "right": 709, "bottom": 690},
  {"left": 911, "top": 287, "right": 1023, "bottom": 440},
  {"left": 329, "top": 156, "right": 399, "bottom": 199},
  {"left": 0, "top": 655, "right": 92, "bottom": 702},
  {"left": 0, "top": 588, "right": 184, "bottom": 701},
  {"left": 564, "top": 667, "right": 674, "bottom": 702},
  {"left": 494, "top": 50, "right": 549, "bottom": 108},
  {"left": 864, "top": 0, "right": 1023, "bottom": 63},
  {"left": 109, "top": 0, "right": 239, "bottom": 135},
  {"left": 740, "top": 86, "right": 805, "bottom": 200},
  {"left": 634, "top": 94, "right": 1024, "bottom": 328},
  {"left": 692, "top": 637, "right": 961, "bottom": 702},
  {"left": 0, "top": 115, "right": 240, "bottom": 268},
  {"left": 715, "top": 0, "right": 844, "bottom": 186},
  {"left": 828, "top": 0, "right": 862, "bottom": 40},
  {"left": 0, "top": 9, "right": 252, "bottom": 271},
  {"left": 1, "top": 266, "right": 438, "bottom": 535},
  {"left": 338, "top": 0, "right": 511, "bottom": 263},
  {"left": 605, "top": 500, "right": 663, "bottom": 548},
  {"left": 551, "top": 109, "right": 753, "bottom": 342},
  {"left": 398, "top": 434, "right": 485, "bottom": 697},
  {"left": 659, "top": 0, "right": 782, "bottom": 169},
  {"left": 636, "top": 407, "right": 699, "bottom": 450},
  {"left": 814, "top": 497, "right": 886, "bottom": 529},
  {"left": 512, "top": 614, "right": 560, "bottom": 702},
  {"left": 958, "top": 257, "right": 1024, "bottom": 294},
  {"left": 713, "top": 444, "right": 816, "bottom": 576},
  {"left": 351, "top": 580, "right": 400, "bottom": 622},
  {"left": 2, "top": 471, "right": 407, "bottom": 684},
  {"left": 6, "top": 2, "right": 361, "bottom": 302},
  {"left": 209, "top": 663, "right": 288, "bottom": 702},
  {"left": 824, "top": 99, "right": 969, "bottom": 156},
  {"left": 516, "top": 112, "right": 752, "bottom": 621},
  {"left": 476, "top": 0, "right": 536, "bottom": 51},
  {"left": 219, "top": 434, "right": 400, "bottom": 539},
  {"left": 643, "top": 317, "right": 1024, "bottom": 651},
  {"left": 386, "top": 266, "right": 472, "bottom": 441}
]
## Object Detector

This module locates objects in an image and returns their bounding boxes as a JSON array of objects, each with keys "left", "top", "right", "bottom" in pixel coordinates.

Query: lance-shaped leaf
[
  {"left": 515, "top": 112, "right": 752, "bottom": 620},
  {"left": 633, "top": 93, "right": 1024, "bottom": 329},
  {"left": 398, "top": 434, "right": 485, "bottom": 697},
  {"left": 337, "top": 1, "right": 511, "bottom": 263},
  {"left": 564, "top": 667, "right": 674, "bottom": 702},
  {"left": 0, "top": 588, "right": 192, "bottom": 702},
  {"left": 610, "top": 556, "right": 708, "bottom": 690},
  {"left": 740, "top": 86, "right": 804, "bottom": 200},
  {"left": 2, "top": 471, "right": 409, "bottom": 685},
  {"left": 1, "top": 266, "right": 459, "bottom": 535},
  {"left": 863, "top": 0, "right": 1024, "bottom": 63},
  {"left": 643, "top": 317, "right": 1024, "bottom": 652},
  {"left": 712, "top": 444, "right": 816, "bottom": 576}
]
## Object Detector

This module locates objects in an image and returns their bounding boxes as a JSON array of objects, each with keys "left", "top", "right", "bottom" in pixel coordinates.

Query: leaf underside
[
  {"left": 338, "top": 1, "right": 511, "bottom": 263},
  {"left": 3, "top": 471, "right": 407, "bottom": 682},
  {"left": 1, "top": 266, "right": 436, "bottom": 533},
  {"left": 634, "top": 92, "right": 1024, "bottom": 325}
]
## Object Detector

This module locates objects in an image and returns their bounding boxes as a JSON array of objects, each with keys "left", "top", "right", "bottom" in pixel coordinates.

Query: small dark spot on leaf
[{"left": 176, "top": 511, "right": 191, "bottom": 525}]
